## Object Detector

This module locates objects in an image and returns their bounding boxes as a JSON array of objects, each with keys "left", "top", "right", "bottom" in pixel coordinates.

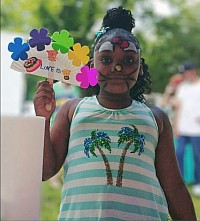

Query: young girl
[{"left": 34, "top": 6, "right": 196, "bottom": 221}]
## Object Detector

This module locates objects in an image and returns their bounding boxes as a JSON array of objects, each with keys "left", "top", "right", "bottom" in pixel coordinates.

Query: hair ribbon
[{"left": 96, "top": 27, "right": 110, "bottom": 40}]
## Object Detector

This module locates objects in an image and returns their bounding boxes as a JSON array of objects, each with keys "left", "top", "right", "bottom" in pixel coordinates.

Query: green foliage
[
  {"left": 2, "top": 0, "right": 200, "bottom": 97},
  {"left": 40, "top": 181, "right": 61, "bottom": 220},
  {"left": 142, "top": 1, "right": 200, "bottom": 92}
]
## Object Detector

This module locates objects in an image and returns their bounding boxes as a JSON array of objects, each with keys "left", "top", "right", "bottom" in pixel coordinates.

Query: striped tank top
[{"left": 58, "top": 96, "right": 169, "bottom": 221}]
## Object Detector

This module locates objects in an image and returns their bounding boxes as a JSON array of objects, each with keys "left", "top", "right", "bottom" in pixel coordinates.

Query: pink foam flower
[{"left": 76, "top": 66, "right": 98, "bottom": 88}]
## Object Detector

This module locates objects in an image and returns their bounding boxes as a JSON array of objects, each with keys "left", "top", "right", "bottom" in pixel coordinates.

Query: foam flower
[
  {"left": 51, "top": 30, "right": 74, "bottom": 54},
  {"left": 8, "top": 37, "right": 30, "bottom": 61},
  {"left": 76, "top": 66, "right": 98, "bottom": 89},
  {"left": 29, "top": 28, "right": 51, "bottom": 51},
  {"left": 68, "top": 43, "right": 90, "bottom": 67}
]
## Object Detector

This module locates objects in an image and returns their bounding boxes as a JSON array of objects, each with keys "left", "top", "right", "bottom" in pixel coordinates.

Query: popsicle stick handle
[{"left": 45, "top": 78, "right": 54, "bottom": 111}]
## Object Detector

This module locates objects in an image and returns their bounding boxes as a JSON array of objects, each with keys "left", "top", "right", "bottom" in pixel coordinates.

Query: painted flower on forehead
[
  {"left": 112, "top": 37, "right": 140, "bottom": 53},
  {"left": 68, "top": 43, "right": 90, "bottom": 67},
  {"left": 29, "top": 28, "right": 51, "bottom": 51},
  {"left": 112, "top": 37, "right": 129, "bottom": 49},
  {"left": 8, "top": 37, "right": 30, "bottom": 61},
  {"left": 51, "top": 30, "right": 74, "bottom": 54},
  {"left": 76, "top": 66, "right": 98, "bottom": 88}
]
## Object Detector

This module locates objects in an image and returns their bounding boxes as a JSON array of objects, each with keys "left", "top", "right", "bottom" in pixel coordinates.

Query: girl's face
[{"left": 93, "top": 35, "right": 140, "bottom": 95}]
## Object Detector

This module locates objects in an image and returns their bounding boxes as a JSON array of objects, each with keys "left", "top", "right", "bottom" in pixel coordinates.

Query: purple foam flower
[
  {"left": 29, "top": 28, "right": 51, "bottom": 51},
  {"left": 8, "top": 37, "right": 30, "bottom": 61}
]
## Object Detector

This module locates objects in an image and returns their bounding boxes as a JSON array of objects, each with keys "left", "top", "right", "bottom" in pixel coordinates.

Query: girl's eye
[
  {"left": 101, "top": 56, "right": 112, "bottom": 64},
  {"left": 124, "top": 57, "right": 134, "bottom": 65}
]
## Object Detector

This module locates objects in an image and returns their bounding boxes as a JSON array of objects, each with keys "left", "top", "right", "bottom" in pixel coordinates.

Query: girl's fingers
[
  {"left": 34, "top": 88, "right": 54, "bottom": 100},
  {"left": 34, "top": 81, "right": 55, "bottom": 101}
]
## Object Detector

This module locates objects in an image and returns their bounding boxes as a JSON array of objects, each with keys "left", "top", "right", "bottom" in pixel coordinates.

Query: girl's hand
[{"left": 33, "top": 80, "right": 56, "bottom": 120}]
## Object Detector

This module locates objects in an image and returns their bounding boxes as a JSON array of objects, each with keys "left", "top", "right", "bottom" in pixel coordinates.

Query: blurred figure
[
  {"left": 174, "top": 61, "right": 200, "bottom": 196},
  {"left": 50, "top": 81, "right": 79, "bottom": 126},
  {"left": 160, "top": 73, "right": 184, "bottom": 129}
]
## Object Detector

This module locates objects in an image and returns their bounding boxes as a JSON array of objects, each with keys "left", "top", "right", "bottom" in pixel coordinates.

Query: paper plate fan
[{"left": 8, "top": 28, "right": 98, "bottom": 88}]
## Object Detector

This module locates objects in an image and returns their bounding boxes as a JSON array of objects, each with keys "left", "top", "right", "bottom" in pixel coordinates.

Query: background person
[
  {"left": 160, "top": 73, "right": 184, "bottom": 129},
  {"left": 174, "top": 61, "right": 200, "bottom": 196}
]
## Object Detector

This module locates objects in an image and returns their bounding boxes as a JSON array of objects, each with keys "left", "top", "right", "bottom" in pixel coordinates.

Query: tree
[
  {"left": 2, "top": 0, "right": 200, "bottom": 96},
  {"left": 84, "top": 130, "right": 113, "bottom": 185},
  {"left": 117, "top": 125, "right": 145, "bottom": 187},
  {"left": 139, "top": 0, "right": 200, "bottom": 92}
]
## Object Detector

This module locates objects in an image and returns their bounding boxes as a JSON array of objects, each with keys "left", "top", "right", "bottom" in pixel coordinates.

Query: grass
[
  {"left": 187, "top": 185, "right": 200, "bottom": 219},
  {"left": 40, "top": 180, "right": 61, "bottom": 220},
  {"left": 40, "top": 180, "right": 200, "bottom": 220}
]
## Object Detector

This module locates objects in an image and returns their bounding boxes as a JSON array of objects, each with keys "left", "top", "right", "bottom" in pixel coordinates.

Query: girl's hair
[{"left": 92, "top": 6, "right": 152, "bottom": 103}]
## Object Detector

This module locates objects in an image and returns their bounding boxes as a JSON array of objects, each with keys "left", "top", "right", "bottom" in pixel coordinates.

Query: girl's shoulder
[
  {"left": 148, "top": 105, "right": 171, "bottom": 134},
  {"left": 58, "top": 97, "right": 83, "bottom": 122}
]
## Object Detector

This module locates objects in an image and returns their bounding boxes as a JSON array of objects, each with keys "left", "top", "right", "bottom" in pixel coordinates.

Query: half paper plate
[{"left": 8, "top": 28, "right": 98, "bottom": 88}]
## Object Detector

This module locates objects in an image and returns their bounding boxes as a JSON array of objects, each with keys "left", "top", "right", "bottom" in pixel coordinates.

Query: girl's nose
[
  {"left": 115, "top": 64, "right": 123, "bottom": 72},
  {"left": 112, "top": 64, "right": 123, "bottom": 72}
]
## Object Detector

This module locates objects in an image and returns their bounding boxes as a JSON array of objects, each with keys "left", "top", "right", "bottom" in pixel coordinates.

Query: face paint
[
  {"left": 111, "top": 37, "right": 129, "bottom": 49},
  {"left": 94, "top": 34, "right": 141, "bottom": 93},
  {"left": 98, "top": 41, "right": 113, "bottom": 52},
  {"left": 123, "top": 42, "right": 138, "bottom": 53},
  {"left": 115, "top": 64, "right": 123, "bottom": 72}
]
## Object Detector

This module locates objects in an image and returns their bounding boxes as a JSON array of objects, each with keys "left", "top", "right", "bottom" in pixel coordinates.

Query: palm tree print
[
  {"left": 84, "top": 130, "right": 113, "bottom": 185},
  {"left": 116, "top": 125, "right": 145, "bottom": 187}
]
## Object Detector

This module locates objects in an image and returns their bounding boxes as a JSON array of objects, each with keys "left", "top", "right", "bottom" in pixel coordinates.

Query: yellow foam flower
[{"left": 68, "top": 43, "right": 90, "bottom": 67}]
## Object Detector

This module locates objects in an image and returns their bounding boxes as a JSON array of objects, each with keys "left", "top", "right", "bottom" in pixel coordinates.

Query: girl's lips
[{"left": 98, "top": 71, "right": 137, "bottom": 82}]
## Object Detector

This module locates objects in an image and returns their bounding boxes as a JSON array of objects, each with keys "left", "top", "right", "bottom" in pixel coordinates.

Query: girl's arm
[
  {"left": 47, "top": 98, "right": 81, "bottom": 180},
  {"left": 150, "top": 106, "right": 197, "bottom": 220},
  {"left": 34, "top": 80, "right": 80, "bottom": 180}
]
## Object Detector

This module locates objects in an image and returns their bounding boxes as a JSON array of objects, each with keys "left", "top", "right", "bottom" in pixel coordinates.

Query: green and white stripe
[{"left": 59, "top": 96, "right": 168, "bottom": 221}]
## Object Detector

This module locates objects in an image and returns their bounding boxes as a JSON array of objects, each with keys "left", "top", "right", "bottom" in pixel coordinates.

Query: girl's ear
[{"left": 90, "top": 58, "right": 94, "bottom": 68}]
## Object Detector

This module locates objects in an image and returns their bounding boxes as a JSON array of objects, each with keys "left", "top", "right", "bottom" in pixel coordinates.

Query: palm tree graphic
[
  {"left": 116, "top": 125, "right": 145, "bottom": 187},
  {"left": 84, "top": 126, "right": 145, "bottom": 187},
  {"left": 84, "top": 130, "right": 113, "bottom": 185}
]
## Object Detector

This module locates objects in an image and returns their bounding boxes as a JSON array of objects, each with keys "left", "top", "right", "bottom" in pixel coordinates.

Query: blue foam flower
[{"left": 8, "top": 37, "right": 30, "bottom": 61}]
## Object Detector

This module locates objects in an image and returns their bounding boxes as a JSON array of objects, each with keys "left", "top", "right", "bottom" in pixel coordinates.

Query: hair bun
[{"left": 102, "top": 6, "right": 135, "bottom": 33}]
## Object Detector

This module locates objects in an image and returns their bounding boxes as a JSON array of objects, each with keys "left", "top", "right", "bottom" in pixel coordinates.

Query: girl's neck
[{"left": 97, "top": 92, "right": 132, "bottom": 109}]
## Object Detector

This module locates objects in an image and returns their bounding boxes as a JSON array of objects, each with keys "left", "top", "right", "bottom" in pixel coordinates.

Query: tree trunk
[
  {"left": 116, "top": 141, "right": 132, "bottom": 187},
  {"left": 97, "top": 146, "right": 113, "bottom": 185}
]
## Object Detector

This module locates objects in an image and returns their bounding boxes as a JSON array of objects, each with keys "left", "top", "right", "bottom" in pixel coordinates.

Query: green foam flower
[{"left": 51, "top": 30, "right": 74, "bottom": 54}]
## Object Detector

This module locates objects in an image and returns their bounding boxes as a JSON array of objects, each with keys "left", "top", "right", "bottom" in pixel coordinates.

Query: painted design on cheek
[
  {"left": 98, "top": 41, "right": 113, "bottom": 52},
  {"left": 98, "top": 64, "right": 139, "bottom": 89}
]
